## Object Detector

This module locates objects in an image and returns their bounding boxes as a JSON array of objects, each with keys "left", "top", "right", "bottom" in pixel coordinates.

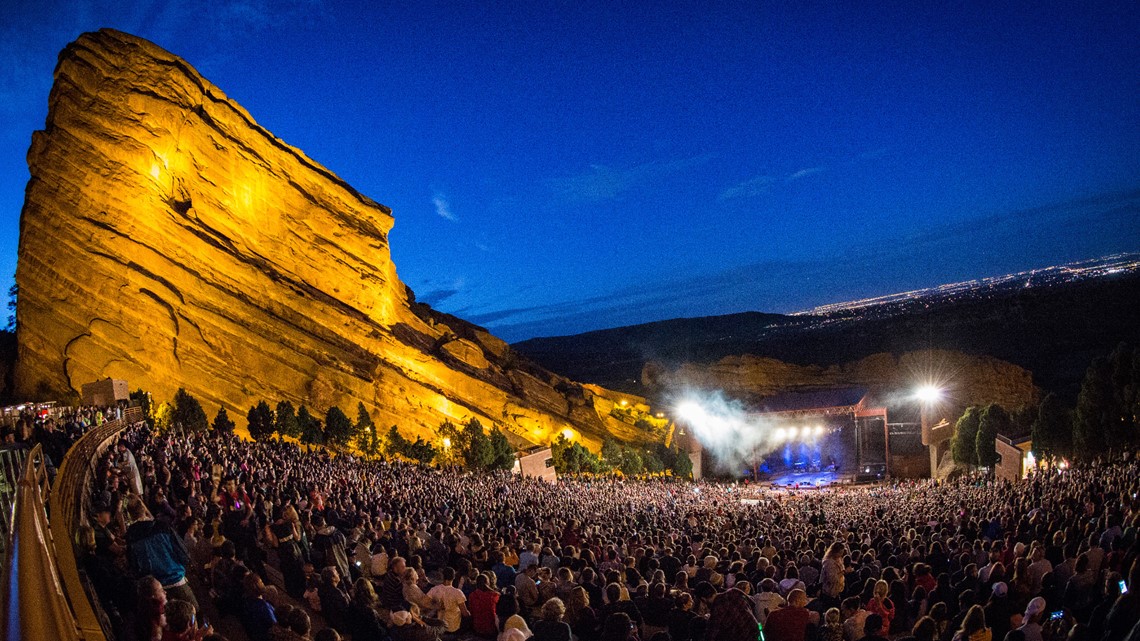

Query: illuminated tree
[
  {"left": 619, "top": 448, "right": 644, "bottom": 476},
  {"left": 951, "top": 406, "right": 981, "bottom": 467},
  {"left": 212, "top": 407, "right": 236, "bottom": 434},
  {"left": 355, "top": 403, "right": 378, "bottom": 456},
  {"left": 488, "top": 426, "right": 515, "bottom": 470},
  {"left": 154, "top": 401, "right": 174, "bottom": 433},
  {"left": 976, "top": 403, "right": 1010, "bottom": 468},
  {"left": 601, "top": 438, "right": 624, "bottom": 469},
  {"left": 551, "top": 435, "right": 605, "bottom": 474},
  {"left": 671, "top": 448, "right": 694, "bottom": 480},
  {"left": 461, "top": 419, "right": 493, "bottom": 470}
]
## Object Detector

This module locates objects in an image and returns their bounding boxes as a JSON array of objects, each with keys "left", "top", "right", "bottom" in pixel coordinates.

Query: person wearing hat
[
  {"left": 984, "top": 583, "right": 1013, "bottom": 641},
  {"left": 1017, "top": 597, "right": 1046, "bottom": 641}
]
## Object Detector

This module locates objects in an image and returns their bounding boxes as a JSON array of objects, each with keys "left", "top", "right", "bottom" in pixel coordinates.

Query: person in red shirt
[
  {"left": 765, "top": 589, "right": 813, "bottom": 641},
  {"left": 469, "top": 573, "right": 501, "bottom": 637}
]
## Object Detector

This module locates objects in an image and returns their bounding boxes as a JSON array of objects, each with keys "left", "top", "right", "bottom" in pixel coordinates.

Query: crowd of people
[{"left": 78, "top": 422, "right": 1140, "bottom": 641}]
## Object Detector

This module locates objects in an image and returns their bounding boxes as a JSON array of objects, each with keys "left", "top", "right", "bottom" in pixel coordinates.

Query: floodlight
[
  {"left": 677, "top": 402, "right": 702, "bottom": 422},
  {"left": 774, "top": 428, "right": 787, "bottom": 441},
  {"left": 915, "top": 385, "right": 943, "bottom": 404},
  {"left": 814, "top": 425, "right": 824, "bottom": 436}
]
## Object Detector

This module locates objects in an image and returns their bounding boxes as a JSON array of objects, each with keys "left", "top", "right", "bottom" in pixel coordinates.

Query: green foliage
[
  {"left": 951, "top": 406, "right": 981, "bottom": 467},
  {"left": 601, "top": 438, "right": 623, "bottom": 468},
  {"left": 487, "top": 426, "right": 516, "bottom": 470},
  {"left": 619, "top": 448, "right": 644, "bottom": 475},
  {"left": 297, "top": 405, "right": 323, "bottom": 445},
  {"left": 212, "top": 407, "right": 236, "bottom": 434},
  {"left": 1074, "top": 343, "right": 1139, "bottom": 457},
  {"left": 460, "top": 419, "right": 494, "bottom": 470},
  {"left": 551, "top": 435, "right": 606, "bottom": 474},
  {"left": 355, "top": 403, "right": 379, "bottom": 457},
  {"left": 1075, "top": 356, "right": 1112, "bottom": 457},
  {"left": 642, "top": 447, "right": 664, "bottom": 474},
  {"left": 434, "top": 421, "right": 464, "bottom": 466},
  {"left": 153, "top": 401, "right": 174, "bottom": 433},
  {"left": 246, "top": 400, "right": 275, "bottom": 441},
  {"left": 130, "top": 389, "right": 152, "bottom": 420},
  {"left": 671, "top": 447, "right": 694, "bottom": 479},
  {"left": 275, "top": 401, "right": 300, "bottom": 438},
  {"left": 976, "top": 403, "right": 1010, "bottom": 468},
  {"left": 384, "top": 425, "right": 409, "bottom": 457},
  {"left": 1032, "top": 393, "right": 1072, "bottom": 461},
  {"left": 324, "top": 405, "right": 353, "bottom": 447},
  {"left": 406, "top": 437, "right": 437, "bottom": 464},
  {"left": 172, "top": 388, "right": 209, "bottom": 432}
]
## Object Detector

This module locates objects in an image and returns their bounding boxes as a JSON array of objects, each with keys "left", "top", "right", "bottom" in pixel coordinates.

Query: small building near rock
[
  {"left": 80, "top": 378, "right": 129, "bottom": 406},
  {"left": 515, "top": 445, "right": 557, "bottom": 482},
  {"left": 995, "top": 434, "right": 1034, "bottom": 482}
]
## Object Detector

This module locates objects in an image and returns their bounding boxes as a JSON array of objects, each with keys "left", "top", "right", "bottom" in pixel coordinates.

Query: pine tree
[
  {"left": 601, "top": 438, "right": 624, "bottom": 470},
  {"left": 212, "top": 407, "right": 236, "bottom": 434},
  {"left": 1032, "top": 393, "right": 1072, "bottom": 462},
  {"left": 976, "top": 403, "right": 1010, "bottom": 468},
  {"left": 1074, "top": 357, "right": 1112, "bottom": 457},
  {"left": 324, "top": 406, "right": 353, "bottom": 448},
  {"left": 355, "top": 403, "right": 378, "bottom": 456},
  {"left": 951, "top": 406, "right": 981, "bottom": 467},
  {"left": 461, "top": 419, "right": 493, "bottom": 470},
  {"left": 246, "top": 401, "right": 275, "bottom": 441},
  {"left": 275, "top": 401, "right": 300, "bottom": 438},
  {"left": 172, "top": 388, "right": 209, "bottom": 432},
  {"left": 298, "top": 405, "right": 323, "bottom": 445},
  {"left": 488, "top": 426, "right": 516, "bottom": 470}
]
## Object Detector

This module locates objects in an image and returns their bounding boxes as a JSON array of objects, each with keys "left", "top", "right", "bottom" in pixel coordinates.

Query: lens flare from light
[{"left": 914, "top": 385, "right": 943, "bottom": 404}]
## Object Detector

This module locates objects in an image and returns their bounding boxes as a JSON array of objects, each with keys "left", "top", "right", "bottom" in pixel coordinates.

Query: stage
[{"left": 763, "top": 470, "right": 845, "bottom": 489}]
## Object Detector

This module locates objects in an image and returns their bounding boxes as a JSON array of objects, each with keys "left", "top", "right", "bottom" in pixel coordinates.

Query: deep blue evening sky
[{"left": 2, "top": 1, "right": 1138, "bottom": 341}]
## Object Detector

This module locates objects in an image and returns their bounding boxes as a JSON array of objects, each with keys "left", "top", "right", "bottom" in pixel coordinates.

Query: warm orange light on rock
[{"left": 14, "top": 29, "right": 654, "bottom": 451}]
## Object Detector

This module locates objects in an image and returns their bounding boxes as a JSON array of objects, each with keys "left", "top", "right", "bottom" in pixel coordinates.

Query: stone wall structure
[{"left": 15, "top": 29, "right": 642, "bottom": 447}]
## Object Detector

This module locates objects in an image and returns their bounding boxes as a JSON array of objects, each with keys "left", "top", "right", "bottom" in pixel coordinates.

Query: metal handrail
[
  {"left": 0, "top": 444, "right": 81, "bottom": 641},
  {"left": 0, "top": 406, "right": 141, "bottom": 641},
  {"left": 49, "top": 408, "right": 141, "bottom": 641}
]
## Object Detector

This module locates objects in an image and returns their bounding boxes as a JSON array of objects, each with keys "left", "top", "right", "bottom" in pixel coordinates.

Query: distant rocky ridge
[
  {"left": 14, "top": 29, "right": 644, "bottom": 447},
  {"left": 643, "top": 350, "right": 1037, "bottom": 424},
  {"left": 515, "top": 272, "right": 1140, "bottom": 400}
]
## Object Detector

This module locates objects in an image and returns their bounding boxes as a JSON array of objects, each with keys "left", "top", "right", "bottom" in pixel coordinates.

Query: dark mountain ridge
[{"left": 514, "top": 270, "right": 1140, "bottom": 401}]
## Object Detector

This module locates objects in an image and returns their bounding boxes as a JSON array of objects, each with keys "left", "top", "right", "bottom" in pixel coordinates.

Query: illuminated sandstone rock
[{"left": 15, "top": 29, "right": 636, "bottom": 448}]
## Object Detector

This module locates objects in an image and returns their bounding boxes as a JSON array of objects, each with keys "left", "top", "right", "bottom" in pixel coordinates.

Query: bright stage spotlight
[
  {"left": 814, "top": 425, "right": 824, "bottom": 436},
  {"left": 676, "top": 401, "right": 703, "bottom": 422},
  {"left": 914, "top": 385, "right": 943, "bottom": 404},
  {"left": 774, "top": 427, "right": 788, "bottom": 441},
  {"left": 787, "top": 427, "right": 798, "bottom": 439}
]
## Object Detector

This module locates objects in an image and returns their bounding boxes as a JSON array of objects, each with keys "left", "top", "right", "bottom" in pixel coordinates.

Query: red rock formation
[{"left": 15, "top": 29, "right": 639, "bottom": 447}]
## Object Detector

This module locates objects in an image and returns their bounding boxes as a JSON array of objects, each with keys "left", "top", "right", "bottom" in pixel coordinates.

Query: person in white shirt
[{"left": 427, "top": 567, "right": 470, "bottom": 633}]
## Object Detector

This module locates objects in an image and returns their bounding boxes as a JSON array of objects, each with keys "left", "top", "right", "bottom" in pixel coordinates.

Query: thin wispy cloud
[
  {"left": 432, "top": 191, "right": 457, "bottom": 221},
  {"left": 720, "top": 165, "right": 826, "bottom": 201},
  {"left": 548, "top": 154, "right": 713, "bottom": 202},
  {"left": 788, "top": 166, "right": 824, "bottom": 181},
  {"left": 718, "top": 175, "right": 775, "bottom": 201}
]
